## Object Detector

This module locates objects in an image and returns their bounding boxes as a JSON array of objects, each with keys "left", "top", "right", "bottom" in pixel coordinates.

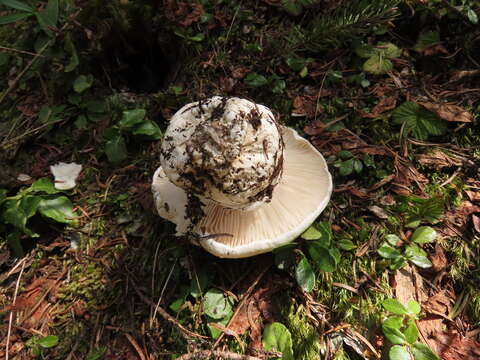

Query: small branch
[
  {"left": 129, "top": 277, "right": 208, "bottom": 340},
  {"left": 6, "top": 260, "right": 26, "bottom": 360},
  {"left": 176, "top": 350, "right": 261, "bottom": 360}
]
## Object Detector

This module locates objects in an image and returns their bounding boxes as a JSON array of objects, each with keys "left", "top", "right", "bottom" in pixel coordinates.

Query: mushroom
[
  {"left": 152, "top": 96, "right": 332, "bottom": 258},
  {"left": 50, "top": 162, "right": 82, "bottom": 190}
]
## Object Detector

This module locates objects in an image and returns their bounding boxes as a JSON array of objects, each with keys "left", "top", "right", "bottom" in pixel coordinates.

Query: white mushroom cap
[
  {"left": 160, "top": 96, "right": 283, "bottom": 210},
  {"left": 152, "top": 104, "right": 333, "bottom": 258},
  {"left": 50, "top": 162, "right": 82, "bottom": 190}
]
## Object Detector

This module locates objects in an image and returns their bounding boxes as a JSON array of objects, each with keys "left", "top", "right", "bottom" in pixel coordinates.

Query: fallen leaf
[
  {"left": 430, "top": 244, "right": 448, "bottom": 272},
  {"left": 431, "top": 331, "right": 480, "bottom": 360},
  {"left": 231, "top": 66, "right": 250, "bottom": 79},
  {"left": 465, "top": 190, "right": 480, "bottom": 202},
  {"left": 423, "top": 290, "right": 453, "bottom": 315},
  {"left": 368, "top": 205, "right": 389, "bottom": 219},
  {"left": 472, "top": 214, "right": 480, "bottom": 233},
  {"left": 418, "top": 102, "right": 473, "bottom": 123},
  {"left": 416, "top": 149, "right": 463, "bottom": 170},
  {"left": 360, "top": 97, "right": 397, "bottom": 118},
  {"left": 218, "top": 77, "right": 236, "bottom": 93}
]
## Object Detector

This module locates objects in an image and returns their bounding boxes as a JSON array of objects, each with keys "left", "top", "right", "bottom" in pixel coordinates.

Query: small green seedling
[
  {"left": 104, "top": 108, "right": 162, "bottom": 164},
  {"left": 244, "top": 72, "right": 286, "bottom": 94},
  {"left": 274, "top": 222, "right": 340, "bottom": 292},
  {"left": 377, "top": 226, "right": 436, "bottom": 270},
  {"left": 333, "top": 151, "right": 373, "bottom": 176},
  {"left": 26, "top": 334, "right": 59, "bottom": 358},
  {"left": 381, "top": 299, "right": 439, "bottom": 360},
  {"left": 355, "top": 41, "right": 401, "bottom": 75}
]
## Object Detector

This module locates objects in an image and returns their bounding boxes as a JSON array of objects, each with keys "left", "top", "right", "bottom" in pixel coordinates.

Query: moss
[{"left": 284, "top": 303, "right": 322, "bottom": 360}]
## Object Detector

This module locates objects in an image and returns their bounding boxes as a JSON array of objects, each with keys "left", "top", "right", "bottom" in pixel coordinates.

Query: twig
[
  {"left": 212, "top": 265, "right": 270, "bottom": 349},
  {"left": 0, "top": 46, "right": 45, "bottom": 57},
  {"left": 6, "top": 260, "right": 26, "bottom": 360},
  {"left": 129, "top": 277, "right": 208, "bottom": 340},
  {"left": 176, "top": 350, "right": 261, "bottom": 360},
  {"left": 125, "top": 333, "right": 147, "bottom": 360},
  {"left": 439, "top": 167, "right": 461, "bottom": 188}
]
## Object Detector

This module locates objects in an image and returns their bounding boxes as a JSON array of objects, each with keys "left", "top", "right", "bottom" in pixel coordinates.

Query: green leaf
[
  {"left": 274, "top": 244, "right": 296, "bottom": 270},
  {"left": 382, "top": 299, "right": 409, "bottom": 315},
  {"left": 378, "top": 244, "right": 402, "bottom": 259},
  {"left": 337, "top": 150, "right": 353, "bottom": 159},
  {"left": 406, "top": 300, "right": 421, "bottom": 315},
  {"left": 36, "top": 0, "right": 58, "bottom": 34},
  {"left": 405, "top": 244, "right": 427, "bottom": 258},
  {"left": 301, "top": 222, "right": 331, "bottom": 245},
  {"left": 244, "top": 73, "right": 268, "bottom": 87},
  {"left": 38, "top": 196, "right": 77, "bottom": 224},
  {"left": 30, "top": 178, "right": 59, "bottom": 194},
  {"left": 132, "top": 120, "right": 162, "bottom": 140},
  {"left": 263, "top": 322, "right": 294, "bottom": 360},
  {"left": 105, "top": 135, "right": 127, "bottom": 164},
  {"left": 386, "top": 234, "right": 400, "bottom": 246},
  {"left": 118, "top": 109, "right": 146, "bottom": 129},
  {"left": 355, "top": 43, "right": 376, "bottom": 58},
  {"left": 203, "top": 288, "right": 233, "bottom": 320},
  {"left": 337, "top": 239, "right": 356, "bottom": 251},
  {"left": 38, "top": 335, "right": 59, "bottom": 348},
  {"left": 190, "top": 268, "right": 210, "bottom": 298},
  {"left": 411, "top": 226, "right": 437, "bottom": 244},
  {"left": 411, "top": 342, "right": 440, "bottom": 360},
  {"left": 86, "top": 347, "right": 107, "bottom": 360},
  {"left": 389, "top": 345, "right": 411, "bottom": 360},
  {"left": 207, "top": 312, "right": 232, "bottom": 339},
  {"left": 0, "top": 12, "right": 32, "bottom": 24},
  {"left": 338, "top": 158, "right": 354, "bottom": 176},
  {"left": 414, "top": 31, "right": 441, "bottom": 52},
  {"left": 409, "top": 255, "right": 432, "bottom": 269},
  {"left": 353, "top": 159, "right": 363, "bottom": 173},
  {"left": 390, "top": 256, "right": 407, "bottom": 270},
  {"left": 7, "top": 232, "right": 24, "bottom": 258},
  {"left": 467, "top": 8, "right": 478, "bottom": 24},
  {"left": 307, "top": 243, "right": 337, "bottom": 272},
  {"left": 382, "top": 318, "right": 407, "bottom": 345},
  {"left": 363, "top": 54, "right": 393, "bottom": 75},
  {"left": 379, "top": 42, "right": 401, "bottom": 58},
  {"left": 404, "top": 319, "right": 419, "bottom": 344},
  {"left": 0, "top": 0, "right": 34, "bottom": 12},
  {"left": 3, "top": 197, "right": 41, "bottom": 235},
  {"left": 295, "top": 257, "right": 315, "bottom": 292},
  {"left": 73, "top": 74, "right": 94, "bottom": 93},
  {"left": 392, "top": 102, "right": 446, "bottom": 140},
  {"left": 286, "top": 55, "right": 311, "bottom": 71},
  {"left": 271, "top": 79, "right": 286, "bottom": 94}
]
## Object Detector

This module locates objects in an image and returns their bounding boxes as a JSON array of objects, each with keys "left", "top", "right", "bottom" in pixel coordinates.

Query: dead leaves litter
[{"left": 418, "top": 102, "right": 473, "bottom": 123}]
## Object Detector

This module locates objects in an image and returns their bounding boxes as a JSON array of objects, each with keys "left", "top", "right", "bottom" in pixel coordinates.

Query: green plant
[
  {"left": 355, "top": 41, "right": 402, "bottom": 74},
  {"left": 244, "top": 72, "right": 286, "bottom": 94},
  {"left": 263, "top": 322, "right": 294, "bottom": 360},
  {"left": 274, "top": 222, "right": 340, "bottom": 292},
  {"left": 377, "top": 226, "right": 436, "bottom": 270},
  {"left": 104, "top": 108, "right": 162, "bottom": 164},
  {"left": 392, "top": 102, "right": 447, "bottom": 141},
  {"left": 333, "top": 150, "right": 374, "bottom": 176},
  {"left": 25, "top": 334, "right": 59, "bottom": 358},
  {"left": 0, "top": 0, "right": 59, "bottom": 36},
  {"left": 381, "top": 299, "right": 439, "bottom": 360},
  {"left": 291, "top": 0, "right": 400, "bottom": 51},
  {"left": 397, "top": 196, "right": 444, "bottom": 228},
  {"left": 0, "top": 178, "right": 78, "bottom": 257}
]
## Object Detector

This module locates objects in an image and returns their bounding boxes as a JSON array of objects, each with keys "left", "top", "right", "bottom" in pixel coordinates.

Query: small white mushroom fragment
[
  {"left": 152, "top": 97, "right": 333, "bottom": 258},
  {"left": 50, "top": 162, "right": 82, "bottom": 190}
]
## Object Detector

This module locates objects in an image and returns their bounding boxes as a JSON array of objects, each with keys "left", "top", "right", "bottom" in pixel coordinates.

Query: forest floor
[{"left": 0, "top": 1, "right": 480, "bottom": 359}]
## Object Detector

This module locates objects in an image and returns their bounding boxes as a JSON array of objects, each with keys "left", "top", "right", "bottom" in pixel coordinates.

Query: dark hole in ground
[{"left": 94, "top": 21, "right": 181, "bottom": 93}]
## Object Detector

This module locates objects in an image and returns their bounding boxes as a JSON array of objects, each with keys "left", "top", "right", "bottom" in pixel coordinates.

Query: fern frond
[{"left": 293, "top": 0, "right": 400, "bottom": 52}]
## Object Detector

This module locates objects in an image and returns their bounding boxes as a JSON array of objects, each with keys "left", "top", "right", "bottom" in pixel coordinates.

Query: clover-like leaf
[{"left": 263, "top": 322, "right": 294, "bottom": 360}]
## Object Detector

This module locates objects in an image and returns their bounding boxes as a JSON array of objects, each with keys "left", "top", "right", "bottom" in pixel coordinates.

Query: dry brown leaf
[
  {"left": 465, "top": 190, "right": 480, "bottom": 202},
  {"left": 416, "top": 149, "right": 463, "bottom": 170},
  {"left": 419, "top": 102, "right": 473, "bottom": 123},
  {"left": 432, "top": 331, "right": 480, "bottom": 360},
  {"left": 360, "top": 97, "right": 397, "bottom": 118},
  {"left": 423, "top": 290, "right": 453, "bottom": 315},
  {"left": 422, "top": 44, "right": 449, "bottom": 56},
  {"left": 231, "top": 66, "right": 250, "bottom": 79},
  {"left": 430, "top": 244, "right": 448, "bottom": 272},
  {"left": 368, "top": 205, "right": 389, "bottom": 219},
  {"left": 472, "top": 214, "right": 480, "bottom": 233},
  {"left": 218, "top": 77, "right": 236, "bottom": 93}
]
